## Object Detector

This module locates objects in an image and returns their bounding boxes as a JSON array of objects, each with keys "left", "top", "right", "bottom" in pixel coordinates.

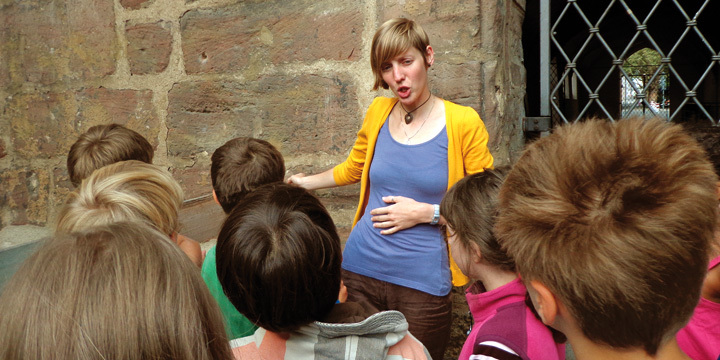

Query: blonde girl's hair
[
  {"left": 0, "top": 222, "right": 233, "bottom": 360},
  {"left": 370, "top": 17, "right": 430, "bottom": 90},
  {"left": 56, "top": 160, "right": 183, "bottom": 236}
]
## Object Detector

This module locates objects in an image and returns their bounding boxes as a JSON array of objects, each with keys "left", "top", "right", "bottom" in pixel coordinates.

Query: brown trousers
[{"left": 342, "top": 269, "right": 452, "bottom": 360}]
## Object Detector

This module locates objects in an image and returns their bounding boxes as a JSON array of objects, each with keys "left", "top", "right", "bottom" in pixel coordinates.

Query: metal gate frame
[{"left": 534, "top": 0, "right": 719, "bottom": 128}]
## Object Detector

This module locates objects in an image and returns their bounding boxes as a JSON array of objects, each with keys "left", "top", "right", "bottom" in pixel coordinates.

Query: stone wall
[{"left": 0, "top": 0, "right": 527, "bottom": 247}]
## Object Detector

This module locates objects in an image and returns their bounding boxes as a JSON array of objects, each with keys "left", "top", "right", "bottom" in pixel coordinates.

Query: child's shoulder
[{"left": 474, "top": 301, "right": 564, "bottom": 360}]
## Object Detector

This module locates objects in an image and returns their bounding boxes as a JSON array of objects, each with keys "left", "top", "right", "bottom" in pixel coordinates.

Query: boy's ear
[
  {"left": 212, "top": 190, "right": 220, "bottom": 205},
  {"left": 528, "top": 280, "right": 558, "bottom": 326}
]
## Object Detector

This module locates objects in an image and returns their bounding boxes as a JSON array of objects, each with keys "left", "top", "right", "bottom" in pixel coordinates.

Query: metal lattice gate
[{"left": 526, "top": 0, "right": 720, "bottom": 130}]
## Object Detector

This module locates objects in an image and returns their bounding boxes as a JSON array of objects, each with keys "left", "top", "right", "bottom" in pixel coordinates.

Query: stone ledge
[{"left": 0, "top": 224, "right": 51, "bottom": 251}]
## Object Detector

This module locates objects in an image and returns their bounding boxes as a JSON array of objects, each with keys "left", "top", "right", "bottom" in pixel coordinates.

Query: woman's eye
[{"left": 381, "top": 64, "right": 392, "bottom": 71}]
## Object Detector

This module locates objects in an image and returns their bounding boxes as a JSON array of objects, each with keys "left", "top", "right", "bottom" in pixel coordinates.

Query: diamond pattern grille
[{"left": 549, "top": 0, "right": 719, "bottom": 124}]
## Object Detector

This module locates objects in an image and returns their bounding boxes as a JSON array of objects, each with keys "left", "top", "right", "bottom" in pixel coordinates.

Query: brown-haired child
[
  {"left": 441, "top": 167, "right": 565, "bottom": 360},
  {"left": 201, "top": 137, "right": 286, "bottom": 340},
  {"left": 496, "top": 117, "right": 717, "bottom": 359},
  {"left": 676, "top": 151, "right": 720, "bottom": 360},
  {"left": 67, "top": 123, "right": 153, "bottom": 187},
  {"left": 210, "top": 137, "right": 285, "bottom": 213},
  {"left": 218, "top": 183, "right": 430, "bottom": 359}
]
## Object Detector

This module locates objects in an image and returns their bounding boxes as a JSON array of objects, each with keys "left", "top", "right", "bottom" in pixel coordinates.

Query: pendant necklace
[
  {"left": 400, "top": 93, "right": 432, "bottom": 124},
  {"left": 403, "top": 95, "right": 435, "bottom": 144}
]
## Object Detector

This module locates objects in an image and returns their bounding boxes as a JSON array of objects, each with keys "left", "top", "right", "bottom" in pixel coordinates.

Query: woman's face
[{"left": 380, "top": 46, "right": 434, "bottom": 107}]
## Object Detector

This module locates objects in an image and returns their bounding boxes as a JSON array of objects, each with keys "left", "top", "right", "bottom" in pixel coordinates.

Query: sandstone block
[
  {"left": 167, "top": 73, "right": 359, "bottom": 159},
  {"left": 120, "top": 0, "right": 153, "bottom": 10},
  {"left": 0, "top": 0, "right": 116, "bottom": 88},
  {"left": 180, "top": 1, "right": 362, "bottom": 74},
  {"left": 126, "top": 21, "right": 173, "bottom": 75},
  {"left": 429, "top": 62, "right": 482, "bottom": 110},
  {"left": 0, "top": 168, "right": 49, "bottom": 227},
  {"left": 7, "top": 88, "right": 158, "bottom": 159},
  {"left": 171, "top": 165, "right": 212, "bottom": 201},
  {"left": 255, "top": 74, "right": 359, "bottom": 155},
  {"left": 52, "top": 167, "right": 74, "bottom": 211},
  {"left": 167, "top": 81, "right": 255, "bottom": 158},
  {"left": 7, "top": 92, "right": 75, "bottom": 159},
  {"left": 378, "top": 0, "right": 481, "bottom": 57}
]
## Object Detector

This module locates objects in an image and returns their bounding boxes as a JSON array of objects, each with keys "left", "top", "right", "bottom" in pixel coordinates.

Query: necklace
[
  {"left": 400, "top": 93, "right": 432, "bottom": 124},
  {"left": 403, "top": 95, "right": 435, "bottom": 144}
]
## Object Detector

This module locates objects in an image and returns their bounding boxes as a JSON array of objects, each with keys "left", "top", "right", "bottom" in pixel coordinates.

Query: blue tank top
[{"left": 342, "top": 119, "right": 451, "bottom": 296}]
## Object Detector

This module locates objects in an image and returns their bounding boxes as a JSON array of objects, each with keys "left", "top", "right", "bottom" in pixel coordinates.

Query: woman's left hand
[{"left": 370, "top": 196, "right": 433, "bottom": 235}]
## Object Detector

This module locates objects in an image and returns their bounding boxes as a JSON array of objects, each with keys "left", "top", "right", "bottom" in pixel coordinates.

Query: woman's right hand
[
  {"left": 286, "top": 169, "right": 338, "bottom": 190},
  {"left": 286, "top": 173, "right": 307, "bottom": 187}
]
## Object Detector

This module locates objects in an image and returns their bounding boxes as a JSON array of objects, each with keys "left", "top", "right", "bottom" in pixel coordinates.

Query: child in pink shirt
[
  {"left": 440, "top": 168, "right": 565, "bottom": 360},
  {"left": 677, "top": 254, "right": 720, "bottom": 360}
]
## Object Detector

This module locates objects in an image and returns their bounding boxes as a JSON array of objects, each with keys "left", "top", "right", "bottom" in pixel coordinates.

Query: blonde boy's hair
[
  {"left": 67, "top": 124, "right": 154, "bottom": 187},
  {"left": 56, "top": 160, "right": 183, "bottom": 236},
  {"left": 0, "top": 222, "right": 232, "bottom": 359},
  {"left": 370, "top": 18, "right": 430, "bottom": 90},
  {"left": 496, "top": 117, "right": 717, "bottom": 355}
]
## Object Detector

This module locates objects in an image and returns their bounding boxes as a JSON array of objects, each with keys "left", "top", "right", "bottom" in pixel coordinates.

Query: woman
[
  {"left": 288, "top": 18, "right": 494, "bottom": 359},
  {"left": 0, "top": 222, "right": 233, "bottom": 360}
]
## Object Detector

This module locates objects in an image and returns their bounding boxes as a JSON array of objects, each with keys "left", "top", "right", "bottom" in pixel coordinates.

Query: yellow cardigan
[{"left": 333, "top": 97, "right": 494, "bottom": 287}]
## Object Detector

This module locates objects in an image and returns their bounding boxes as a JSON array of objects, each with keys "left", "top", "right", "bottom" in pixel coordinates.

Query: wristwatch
[{"left": 430, "top": 204, "right": 440, "bottom": 225}]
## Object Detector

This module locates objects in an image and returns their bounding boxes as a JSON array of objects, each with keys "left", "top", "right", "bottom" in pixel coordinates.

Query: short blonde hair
[
  {"left": 57, "top": 160, "right": 183, "bottom": 236},
  {"left": 0, "top": 222, "right": 233, "bottom": 359},
  {"left": 67, "top": 124, "right": 154, "bottom": 187},
  {"left": 370, "top": 18, "right": 430, "bottom": 90},
  {"left": 496, "top": 117, "right": 717, "bottom": 355}
]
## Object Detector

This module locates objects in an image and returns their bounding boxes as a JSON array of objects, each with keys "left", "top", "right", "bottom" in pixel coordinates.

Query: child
[
  {"left": 210, "top": 137, "right": 285, "bottom": 213},
  {"left": 495, "top": 117, "right": 717, "bottom": 360},
  {"left": 67, "top": 123, "right": 154, "bottom": 187},
  {"left": 676, "top": 160, "right": 720, "bottom": 360},
  {"left": 0, "top": 222, "right": 233, "bottom": 360},
  {"left": 676, "top": 250, "right": 720, "bottom": 360},
  {"left": 440, "top": 167, "right": 565, "bottom": 360},
  {"left": 217, "top": 183, "right": 430, "bottom": 359},
  {"left": 202, "top": 137, "right": 285, "bottom": 339},
  {"left": 56, "top": 160, "right": 203, "bottom": 266}
]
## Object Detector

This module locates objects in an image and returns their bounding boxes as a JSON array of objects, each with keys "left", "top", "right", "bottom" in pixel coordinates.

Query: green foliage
[{"left": 623, "top": 48, "right": 662, "bottom": 76}]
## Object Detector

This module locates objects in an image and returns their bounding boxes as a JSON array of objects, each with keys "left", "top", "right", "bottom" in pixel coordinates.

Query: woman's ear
[
  {"left": 212, "top": 190, "right": 220, "bottom": 205},
  {"left": 425, "top": 45, "right": 435, "bottom": 67},
  {"left": 528, "top": 280, "right": 558, "bottom": 326}
]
